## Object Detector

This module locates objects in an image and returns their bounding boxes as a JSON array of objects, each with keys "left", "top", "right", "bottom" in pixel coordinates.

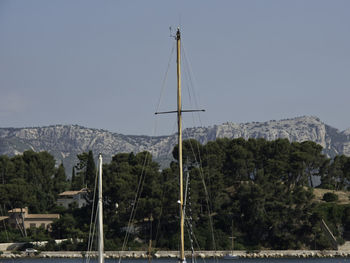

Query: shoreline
[{"left": 1, "top": 250, "right": 350, "bottom": 259}]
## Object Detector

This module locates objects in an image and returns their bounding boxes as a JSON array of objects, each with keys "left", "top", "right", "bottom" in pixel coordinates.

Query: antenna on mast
[{"left": 169, "top": 26, "right": 180, "bottom": 40}]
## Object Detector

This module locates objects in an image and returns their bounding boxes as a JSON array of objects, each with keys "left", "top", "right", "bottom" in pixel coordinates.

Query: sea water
[{"left": 1, "top": 259, "right": 350, "bottom": 263}]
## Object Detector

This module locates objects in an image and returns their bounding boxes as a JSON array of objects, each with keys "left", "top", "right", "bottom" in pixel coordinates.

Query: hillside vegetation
[{"left": 1, "top": 137, "right": 350, "bottom": 251}]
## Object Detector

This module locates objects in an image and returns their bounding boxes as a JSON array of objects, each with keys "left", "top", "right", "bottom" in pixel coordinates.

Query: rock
[{"left": 1, "top": 116, "right": 349, "bottom": 173}]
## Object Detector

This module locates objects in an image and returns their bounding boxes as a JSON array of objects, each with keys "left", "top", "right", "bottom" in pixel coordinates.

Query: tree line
[{"left": 1, "top": 138, "right": 350, "bottom": 250}]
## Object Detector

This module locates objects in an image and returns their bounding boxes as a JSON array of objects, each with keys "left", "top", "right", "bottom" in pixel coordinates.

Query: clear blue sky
[{"left": 1, "top": 0, "right": 349, "bottom": 135}]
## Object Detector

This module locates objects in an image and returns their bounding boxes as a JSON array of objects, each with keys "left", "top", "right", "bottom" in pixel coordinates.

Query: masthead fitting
[{"left": 176, "top": 28, "right": 181, "bottom": 40}]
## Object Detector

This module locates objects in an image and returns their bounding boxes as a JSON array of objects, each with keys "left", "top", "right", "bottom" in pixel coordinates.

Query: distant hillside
[{"left": 0, "top": 116, "right": 350, "bottom": 176}]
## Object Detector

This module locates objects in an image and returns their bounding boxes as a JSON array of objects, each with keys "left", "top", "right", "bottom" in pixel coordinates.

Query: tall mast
[
  {"left": 98, "top": 154, "right": 104, "bottom": 263},
  {"left": 176, "top": 27, "right": 185, "bottom": 263},
  {"left": 155, "top": 27, "right": 204, "bottom": 263}
]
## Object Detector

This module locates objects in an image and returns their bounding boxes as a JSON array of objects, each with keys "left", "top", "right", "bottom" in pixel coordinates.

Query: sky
[{"left": 0, "top": 0, "right": 350, "bottom": 136}]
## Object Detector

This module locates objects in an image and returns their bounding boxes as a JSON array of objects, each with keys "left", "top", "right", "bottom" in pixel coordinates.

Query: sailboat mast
[
  {"left": 176, "top": 28, "right": 185, "bottom": 263},
  {"left": 98, "top": 154, "right": 104, "bottom": 263}
]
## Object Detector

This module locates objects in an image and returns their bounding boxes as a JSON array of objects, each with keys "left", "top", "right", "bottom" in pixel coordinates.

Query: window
[{"left": 30, "top": 223, "right": 36, "bottom": 228}]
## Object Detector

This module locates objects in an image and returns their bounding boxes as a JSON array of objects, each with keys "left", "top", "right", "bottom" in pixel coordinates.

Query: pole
[
  {"left": 98, "top": 154, "right": 104, "bottom": 263},
  {"left": 176, "top": 27, "right": 185, "bottom": 263}
]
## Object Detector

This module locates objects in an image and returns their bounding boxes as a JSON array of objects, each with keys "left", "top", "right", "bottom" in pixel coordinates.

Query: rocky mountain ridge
[{"left": 0, "top": 116, "right": 349, "bottom": 175}]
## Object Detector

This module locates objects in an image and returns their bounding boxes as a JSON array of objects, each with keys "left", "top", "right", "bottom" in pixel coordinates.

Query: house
[
  {"left": 0, "top": 216, "right": 9, "bottom": 222},
  {"left": 56, "top": 188, "right": 88, "bottom": 208},
  {"left": 6, "top": 207, "right": 59, "bottom": 230}
]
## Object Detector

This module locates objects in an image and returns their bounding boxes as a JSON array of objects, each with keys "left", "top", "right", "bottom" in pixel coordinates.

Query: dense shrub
[{"left": 323, "top": 192, "right": 338, "bottom": 202}]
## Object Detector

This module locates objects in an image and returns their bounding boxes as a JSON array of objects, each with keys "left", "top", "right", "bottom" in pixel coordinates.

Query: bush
[
  {"left": 20, "top": 243, "right": 34, "bottom": 251},
  {"left": 323, "top": 192, "right": 338, "bottom": 202}
]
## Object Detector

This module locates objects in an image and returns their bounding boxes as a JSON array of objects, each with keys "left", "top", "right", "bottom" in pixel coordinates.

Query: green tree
[
  {"left": 51, "top": 214, "right": 83, "bottom": 239},
  {"left": 53, "top": 163, "right": 69, "bottom": 195},
  {"left": 74, "top": 151, "right": 96, "bottom": 190},
  {"left": 321, "top": 155, "right": 350, "bottom": 190}
]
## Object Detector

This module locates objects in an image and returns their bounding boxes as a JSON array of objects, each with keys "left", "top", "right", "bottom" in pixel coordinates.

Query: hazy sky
[{"left": 1, "top": 0, "right": 349, "bottom": 136}]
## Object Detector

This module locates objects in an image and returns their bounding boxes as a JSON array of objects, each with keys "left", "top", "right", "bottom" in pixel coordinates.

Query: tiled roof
[
  {"left": 58, "top": 190, "right": 81, "bottom": 196},
  {"left": 59, "top": 189, "right": 87, "bottom": 196},
  {"left": 8, "top": 208, "right": 28, "bottom": 213},
  {"left": 7, "top": 208, "right": 59, "bottom": 219},
  {"left": 0, "top": 216, "right": 9, "bottom": 221},
  {"left": 26, "top": 214, "right": 60, "bottom": 219}
]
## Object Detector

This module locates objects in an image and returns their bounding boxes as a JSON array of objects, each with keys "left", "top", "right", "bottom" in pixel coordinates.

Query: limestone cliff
[{"left": 0, "top": 116, "right": 349, "bottom": 174}]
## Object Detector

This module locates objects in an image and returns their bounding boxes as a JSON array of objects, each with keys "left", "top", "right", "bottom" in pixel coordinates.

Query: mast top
[{"left": 176, "top": 28, "right": 181, "bottom": 40}]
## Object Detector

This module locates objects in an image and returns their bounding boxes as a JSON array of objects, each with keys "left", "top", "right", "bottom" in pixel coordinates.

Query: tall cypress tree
[
  {"left": 71, "top": 166, "right": 76, "bottom": 190},
  {"left": 53, "top": 163, "right": 68, "bottom": 195},
  {"left": 85, "top": 150, "right": 96, "bottom": 189}
]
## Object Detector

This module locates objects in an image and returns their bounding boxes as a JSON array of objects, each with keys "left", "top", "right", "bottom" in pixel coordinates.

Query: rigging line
[
  {"left": 183, "top": 170, "right": 197, "bottom": 263},
  {"left": 87, "top": 207, "right": 98, "bottom": 261},
  {"left": 182, "top": 183, "right": 204, "bottom": 263},
  {"left": 182, "top": 41, "right": 202, "bottom": 112},
  {"left": 86, "top": 204, "right": 99, "bottom": 263},
  {"left": 130, "top": 153, "right": 151, "bottom": 220},
  {"left": 152, "top": 159, "right": 179, "bottom": 249},
  {"left": 182, "top": 41, "right": 207, "bottom": 137},
  {"left": 182, "top": 61, "right": 193, "bottom": 110},
  {"left": 119, "top": 153, "right": 151, "bottom": 262},
  {"left": 154, "top": 152, "right": 179, "bottom": 247},
  {"left": 154, "top": 165, "right": 180, "bottom": 249},
  {"left": 182, "top": 50, "right": 195, "bottom": 112},
  {"left": 153, "top": 163, "right": 179, "bottom": 253},
  {"left": 182, "top": 122, "right": 218, "bottom": 255},
  {"left": 86, "top": 166, "right": 99, "bottom": 259},
  {"left": 155, "top": 42, "right": 176, "bottom": 113},
  {"left": 153, "top": 180, "right": 165, "bottom": 249},
  {"left": 131, "top": 42, "right": 176, "bottom": 262},
  {"left": 184, "top": 220, "right": 203, "bottom": 263},
  {"left": 152, "top": 43, "right": 175, "bottom": 140},
  {"left": 196, "top": 162, "right": 219, "bottom": 262},
  {"left": 182, "top": 41, "right": 207, "bottom": 151},
  {"left": 0, "top": 205, "right": 9, "bottom": 242},
  {"left": 181, "top": 123, "right": 211, "bottom": 215},
  {"left": 121, "top": 163, "right": 147, "bottom": 240},
  {"left": 121, "top": 42, "right": 176, "bottom": 257},
  {"left": 153, "top": 201, "right": 162, "bottom": 248}
]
